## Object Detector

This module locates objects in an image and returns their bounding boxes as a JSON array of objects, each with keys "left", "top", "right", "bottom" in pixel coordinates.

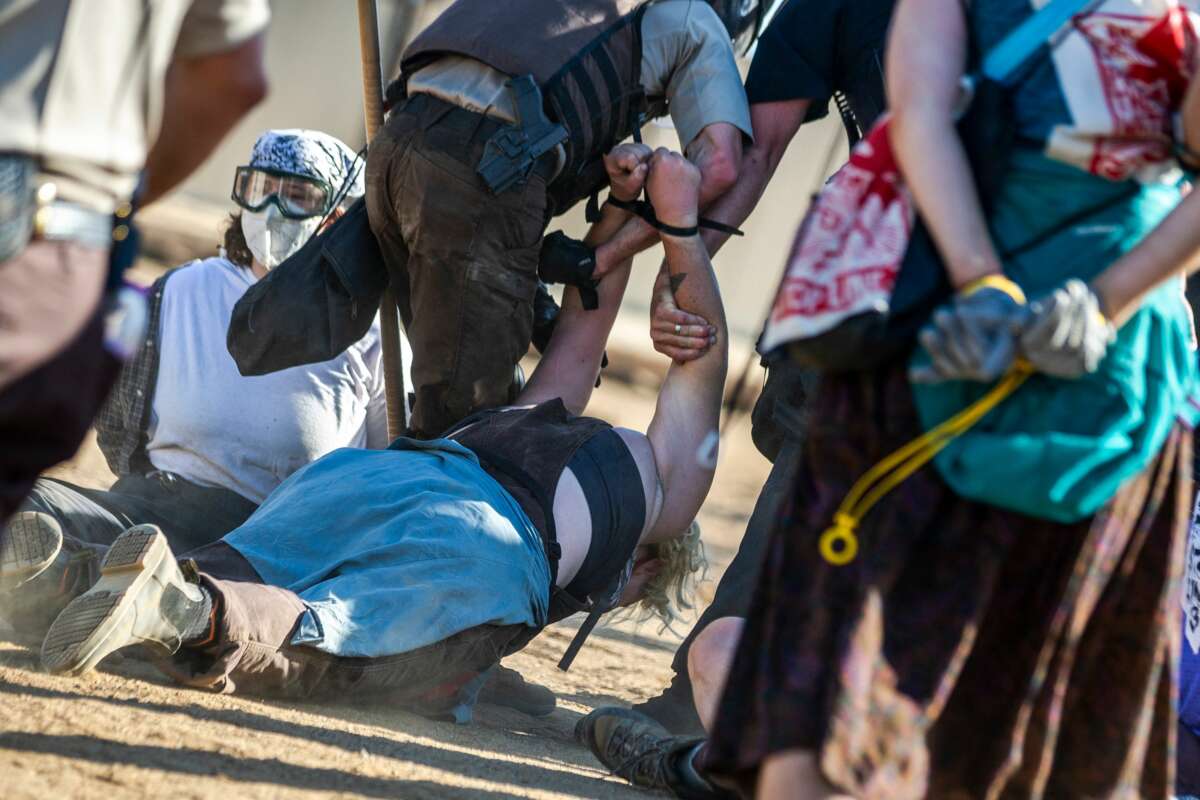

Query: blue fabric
[
  {"left": 223, "top": 438, "right": 550, "bottom": 658},
  {"left": 980, "top": 0, "right": 1094, "bottom": 84},
  {"left": 1182, "top": 617, "right": 1200, "bottom": 737},
  {"left": 911, "top": 151, "right": 1197, "bottom": 522},
  {"left": 969, "top": 0, "right": 1077, "bottom": 146}
]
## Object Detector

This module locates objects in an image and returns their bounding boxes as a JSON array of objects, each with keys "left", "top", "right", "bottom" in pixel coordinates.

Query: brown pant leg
[
  {"left": 158, "top": 573, "right": 327, "bottom": 698},
  {"left": 0, "top": 240, "right": 108, "bottom": 391},
  {"left": 0, "top": 306, "right": 118, "bottom": 522},
  {"left": 161, "top": 568, "right": 531, "bottom": 705},
  {"left": 365, "top": 106, "right": 416, "bottom": 329},
  {"left": 377, "top": 102, "right": 547, "bottom": 438}
]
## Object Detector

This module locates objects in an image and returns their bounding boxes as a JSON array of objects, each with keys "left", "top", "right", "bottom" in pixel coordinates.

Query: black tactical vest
[{"left": 399, "top": 0, "right": 668, "bottom": 217}]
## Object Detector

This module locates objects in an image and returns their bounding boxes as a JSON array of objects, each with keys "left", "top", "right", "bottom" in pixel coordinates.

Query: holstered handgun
[{"left": 476, "top": 75, "right": 567, "bottom": 195}]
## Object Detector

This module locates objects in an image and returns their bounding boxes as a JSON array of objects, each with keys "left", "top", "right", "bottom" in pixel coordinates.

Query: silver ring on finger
[{"left": 674, "top": 323, "right": 681, "bottom": 334}]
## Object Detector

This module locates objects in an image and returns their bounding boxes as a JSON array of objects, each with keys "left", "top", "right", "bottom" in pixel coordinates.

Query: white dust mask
[{"left": 241, "top": 205, "right": 321, "bottom": 271}]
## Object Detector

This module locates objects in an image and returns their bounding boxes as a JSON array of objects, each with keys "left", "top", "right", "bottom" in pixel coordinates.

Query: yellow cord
[{"left": 818, "top": 363, "right": 1033, "bottom": 566}]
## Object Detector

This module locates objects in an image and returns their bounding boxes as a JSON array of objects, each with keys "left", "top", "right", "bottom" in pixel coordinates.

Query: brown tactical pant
[
  {"left": 161, "top": 542, "right": 531, "bottom": 705},
  {"left": 365, "top": 93, "right": 549, "bottom": 439},
  {"left": 0, "top": 241, "right": 117, "bottom": 521}
]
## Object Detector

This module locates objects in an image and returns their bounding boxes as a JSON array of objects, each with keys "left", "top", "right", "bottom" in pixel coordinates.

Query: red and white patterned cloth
[
  {"left": 1049, "top": 0, "right": 1198, "bottom": 180},
  {"left": 760, "top": 0, "right": 1199, "bottom": 355}
]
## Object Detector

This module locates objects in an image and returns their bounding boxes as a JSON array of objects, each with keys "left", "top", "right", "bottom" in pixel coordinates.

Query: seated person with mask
[
  {"left": 19, "top": 150, "right": 727, "bottom": 719},
  {"left": 0, "top": 130, "right": 394, "bottom": 636}
]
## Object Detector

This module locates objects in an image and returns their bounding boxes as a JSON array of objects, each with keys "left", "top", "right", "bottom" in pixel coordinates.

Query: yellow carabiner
[{"left": 819, "top": 513, "right": 859, "bottom": 566}]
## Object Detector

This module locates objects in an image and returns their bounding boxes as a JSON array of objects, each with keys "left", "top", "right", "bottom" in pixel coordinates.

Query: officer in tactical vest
[{"left": 364, "top": 0, "right": 753, "bottom": 439}]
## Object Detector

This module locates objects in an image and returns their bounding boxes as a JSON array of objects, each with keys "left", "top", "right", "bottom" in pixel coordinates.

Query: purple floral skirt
[{"left": 705, "top": 364, "right": 1191, "bottom": 799}]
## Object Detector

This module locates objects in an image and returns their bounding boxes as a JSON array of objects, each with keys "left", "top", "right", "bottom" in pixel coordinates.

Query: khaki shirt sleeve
[
  {"left": 640, "top": 1, "right": 753, "bottom": 149},
  {"left": 174, "top": 0, "right": 271, "bottom": 59}
]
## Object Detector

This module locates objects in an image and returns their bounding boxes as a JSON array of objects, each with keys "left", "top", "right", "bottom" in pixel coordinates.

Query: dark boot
[
  {"left": 631, "top": 670, "right": 706, "bottom": 736},
  {"left": 576, "top": 706, "right": 733, "bottom": 799}
]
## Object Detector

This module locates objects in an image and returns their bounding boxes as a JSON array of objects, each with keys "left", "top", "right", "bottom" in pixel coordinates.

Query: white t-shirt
[{"left": 146, "top": 257, "right": 390, "bottom": 504}]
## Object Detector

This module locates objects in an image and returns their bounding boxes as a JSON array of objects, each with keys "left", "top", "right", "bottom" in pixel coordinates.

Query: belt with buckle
[{"left": 33, "top": 183, "right": 118, "bottom": 251}]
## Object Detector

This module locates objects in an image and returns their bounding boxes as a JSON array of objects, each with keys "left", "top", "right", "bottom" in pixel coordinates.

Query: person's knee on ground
[{"left": 687, "top": 615, "right": 744, "bottom": 733}]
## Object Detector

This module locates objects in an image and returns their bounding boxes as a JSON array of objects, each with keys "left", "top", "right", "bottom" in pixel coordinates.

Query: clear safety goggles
[{"left": 230, "top": 166, "right": 332, "bottom": 220}]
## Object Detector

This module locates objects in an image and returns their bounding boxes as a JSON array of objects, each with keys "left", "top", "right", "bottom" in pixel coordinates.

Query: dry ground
[{"left": 0, "top": 366, "right": 771, "bottom": 799}]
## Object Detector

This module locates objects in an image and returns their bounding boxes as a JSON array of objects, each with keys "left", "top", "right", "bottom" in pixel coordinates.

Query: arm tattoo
[{"left": 668, "top": 273, "right": 688, "bottom": 293}]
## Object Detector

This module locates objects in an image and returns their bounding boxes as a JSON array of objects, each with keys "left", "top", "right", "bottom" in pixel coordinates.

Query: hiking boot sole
[
  {"left": 41, "top": 525, "right": 174, "bottom": 676},
  {"left": 0, "top": 512, "right": 63, "bottom": 592}
]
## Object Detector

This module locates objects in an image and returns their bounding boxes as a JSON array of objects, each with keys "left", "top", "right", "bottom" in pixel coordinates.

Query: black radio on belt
[
  {"left": 476, "top": 75, "right": 568, "bottom": 195},
  {"left": 106, "top": 197, "right": 141, "bottom": 291}
]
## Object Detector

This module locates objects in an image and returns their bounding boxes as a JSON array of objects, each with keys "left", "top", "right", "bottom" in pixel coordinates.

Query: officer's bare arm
[
  {"left": 698, "top": 101, "right": 809, "bottom": 256},
  {"left": 142, "top": 35, "right": 268, "bottom": 206},
  {"left": 591, "top": 121, "right": 743, "bottom": 279}
]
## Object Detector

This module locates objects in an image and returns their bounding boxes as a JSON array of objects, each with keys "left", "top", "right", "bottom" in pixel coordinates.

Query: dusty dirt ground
[{"left": 0, "top": 353, "right": 772, "bottom": 799}]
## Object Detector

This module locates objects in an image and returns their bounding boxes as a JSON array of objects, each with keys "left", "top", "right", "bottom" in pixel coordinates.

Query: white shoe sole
[
  {"left": 0, "top": 512, "right": 63, "bottom": 592},
  {"left": 41, "top": 525, "right": 177, "bottom": 676}
]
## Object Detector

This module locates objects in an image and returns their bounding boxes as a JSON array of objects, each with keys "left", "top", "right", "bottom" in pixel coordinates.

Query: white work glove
[
  {"left": 910, "top": 277, "right": 1029, "bottom": 384},
  {"left": 1018, "top": 279, "right": 1115, "bottom": 378}
]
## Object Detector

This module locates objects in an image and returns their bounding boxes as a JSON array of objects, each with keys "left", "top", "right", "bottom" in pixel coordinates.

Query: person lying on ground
[
  {"left": 14, "top": 150, "right": 729, "bottom": 721},
  {"left": 0, "top": 130, "right": 392, "bottom": 639}
]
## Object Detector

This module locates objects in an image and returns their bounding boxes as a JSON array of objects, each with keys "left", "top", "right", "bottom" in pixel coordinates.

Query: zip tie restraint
[{"left": 818, "top": 362, "right": 1034, "bottom": 566}]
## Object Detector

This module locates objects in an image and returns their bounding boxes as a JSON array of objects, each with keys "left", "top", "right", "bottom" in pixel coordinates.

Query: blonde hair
[{"left": 620, "top": 520, "right": 709, "bottom": 633}]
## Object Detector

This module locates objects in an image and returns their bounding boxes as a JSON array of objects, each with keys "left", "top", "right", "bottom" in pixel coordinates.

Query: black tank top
[{"left": 445, "top": 399, "right": 644, "bottom": 623}]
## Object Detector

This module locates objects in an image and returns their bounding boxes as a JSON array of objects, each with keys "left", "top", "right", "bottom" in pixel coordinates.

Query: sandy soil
[{"left": 0, "top": 371, "right": 772, "bottom": 799}]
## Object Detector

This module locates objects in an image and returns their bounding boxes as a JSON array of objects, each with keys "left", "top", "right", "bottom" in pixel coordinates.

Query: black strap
[
  {"left": 558, "top": 608, "right": 603, "bottom": 671},
  {"left": 585, "top": 191, "right": 604, "bottom": 224},
  {"left": 606, "top": 196, "right": 744, "bottom": 238}
]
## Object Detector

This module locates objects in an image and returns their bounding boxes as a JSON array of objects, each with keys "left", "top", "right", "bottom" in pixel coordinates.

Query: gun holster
[{"left": 476, "top": 75, "right": 567, "bottom": 195}]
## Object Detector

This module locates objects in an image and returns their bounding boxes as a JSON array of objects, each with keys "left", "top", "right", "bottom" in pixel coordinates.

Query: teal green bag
[{"left": 910, "top": 152, "right": 1196, "bottom": 523}]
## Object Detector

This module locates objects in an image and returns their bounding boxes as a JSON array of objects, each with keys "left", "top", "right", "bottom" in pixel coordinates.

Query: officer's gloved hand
[
  {"left": 910, "top": 276, "right": 1029, "bottom": 384},
  {"left": 531, "top": 281, "right": 560, "bottom": 354},
  {"left": 538, "top": 231, "right": 599, "bottom": 309},
  {"left": 1018, "top": 279, "right": 1114, "bottom": 378}
]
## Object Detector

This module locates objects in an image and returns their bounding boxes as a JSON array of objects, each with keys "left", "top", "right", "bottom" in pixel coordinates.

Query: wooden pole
[{"left": 356, "top": 0, "right": 408, "bottom": 439}]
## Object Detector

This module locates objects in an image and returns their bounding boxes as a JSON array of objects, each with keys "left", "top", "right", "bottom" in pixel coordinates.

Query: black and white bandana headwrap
[{"left": 248, "top": 129, "right": 364, "bottom": 199}]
